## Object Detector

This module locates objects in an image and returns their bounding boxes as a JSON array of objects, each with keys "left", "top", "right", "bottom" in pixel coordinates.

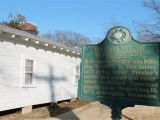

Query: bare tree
[
  {"left": 1, "top": 13, "right": 26, "bottom": 30},
  {"left": 42, "top": 31, "right": 91, "bottom": 49},
  {"left": 1, "top": 13, "right": 39, "bottom": 35},
  {"left": 138, "top": 0, "right": 160, "bottom": 41}
]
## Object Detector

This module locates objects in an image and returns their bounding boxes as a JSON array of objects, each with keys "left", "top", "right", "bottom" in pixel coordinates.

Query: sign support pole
[
  {"left": 111, "top": 105, "right": 122, "bottom": 120},
  {"left": 110, "top": 104, "right": 135, "bottom": 120}
]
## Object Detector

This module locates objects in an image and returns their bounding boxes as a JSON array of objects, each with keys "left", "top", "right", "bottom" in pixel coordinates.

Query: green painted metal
[{"left": 78, "top": 26, "right": 160, "bottom": 106}]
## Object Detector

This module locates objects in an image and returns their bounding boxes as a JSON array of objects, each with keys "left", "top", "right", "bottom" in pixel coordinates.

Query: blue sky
[{"left": 0, "top": 0, "right": 154, "bottom": 43}]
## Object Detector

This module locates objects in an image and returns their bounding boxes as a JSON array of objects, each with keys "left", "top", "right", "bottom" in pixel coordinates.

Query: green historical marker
[{"left": 78, "top": 26, "right": 160, "bottom": 120}]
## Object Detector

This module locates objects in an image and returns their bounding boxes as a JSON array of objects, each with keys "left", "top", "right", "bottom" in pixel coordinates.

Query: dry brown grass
[{"left": 0, "top": 99, "right": 91, "bottom": 120}]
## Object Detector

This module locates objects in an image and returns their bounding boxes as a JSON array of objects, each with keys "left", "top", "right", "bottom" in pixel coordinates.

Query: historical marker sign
[{"left": 78, "top": 26, "right": 160, "bottom": 106}]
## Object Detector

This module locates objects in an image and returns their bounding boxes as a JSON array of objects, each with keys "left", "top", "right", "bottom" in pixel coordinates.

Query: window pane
[
  {"left": 25, "top": 59, "right": 34, "bottom": 86},
  {"left": 25, "top": 59, "right": 33, "bottom": 72},
  {"left": 74, "top": 75, "right": 79, "bottom": 85},
  {"left": 76, "top": 65, "right": 80, "bottom": 75},
  {"left": 30, "top": 60, "right": 33, "bottom": 66},
  {"left": 25, "top": 73, "right": 33, "bottom": 85}
]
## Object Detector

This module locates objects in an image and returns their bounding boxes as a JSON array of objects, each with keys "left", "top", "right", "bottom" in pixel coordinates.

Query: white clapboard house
[{"left": 0, "top": 24, "right": 81, "bottom": 112}]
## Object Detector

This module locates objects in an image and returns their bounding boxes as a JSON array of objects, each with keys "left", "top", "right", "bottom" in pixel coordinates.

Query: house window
[
  {"left": 75, "top": 65, "right": 80, "bottom": 85},
  {"left": 25, "top": 59, "right": 34, "bottom": 85}
]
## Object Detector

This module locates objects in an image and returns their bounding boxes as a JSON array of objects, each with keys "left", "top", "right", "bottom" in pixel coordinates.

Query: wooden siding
[{"left": 0, "top": 37, "right": 80, "bottom": 111}]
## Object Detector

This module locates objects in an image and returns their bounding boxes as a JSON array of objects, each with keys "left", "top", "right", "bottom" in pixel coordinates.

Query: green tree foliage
[{"left": 42, "top": 31, "right": 91, "bottom": 49}]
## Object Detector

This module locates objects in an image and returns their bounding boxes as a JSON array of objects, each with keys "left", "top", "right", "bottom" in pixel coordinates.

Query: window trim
[
  {"left": 74, "top": 65, "right": 80, "bottom": 86},
  {"left": 21, "top": 54, "right": 36, "bottom": 88},
  {"left": 73, "top": 58, "right": 80, "bottom": 86}
]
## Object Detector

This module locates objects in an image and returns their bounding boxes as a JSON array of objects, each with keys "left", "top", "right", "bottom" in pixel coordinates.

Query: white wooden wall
[{"left": 0, "top": 36, "right": 80, "bottom": 111}]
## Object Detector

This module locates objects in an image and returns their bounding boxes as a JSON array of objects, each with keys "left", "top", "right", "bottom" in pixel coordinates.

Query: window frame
[
  {"left": 73, "top": 58, "right": 80, "bottom": 86},
  {"left": 74, "top": 65, "right": 80, "bottom": 86},
  {"left": 21, "top": 55, "right": 36, "bottom": 88}
]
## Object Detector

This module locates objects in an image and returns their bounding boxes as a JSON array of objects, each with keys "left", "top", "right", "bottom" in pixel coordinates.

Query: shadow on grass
[
  {"left": 48, "top": 103, "right": 71, "bottom": 117},
  {"left": 48, "top": 102, "right": 80, "bottom": 120}
]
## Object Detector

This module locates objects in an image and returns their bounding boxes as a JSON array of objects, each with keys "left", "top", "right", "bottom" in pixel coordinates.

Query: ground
[
  {"left": 0, "top": 99, "right": 91, "bottom": 120},
  {"left": 1, "top": 100, "right": 160, "bottom": 120}
]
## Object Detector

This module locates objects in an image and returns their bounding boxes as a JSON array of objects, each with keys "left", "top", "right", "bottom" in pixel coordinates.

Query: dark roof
[{"left": 0, "top": 24, "right": 81, "bottom": 57}]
